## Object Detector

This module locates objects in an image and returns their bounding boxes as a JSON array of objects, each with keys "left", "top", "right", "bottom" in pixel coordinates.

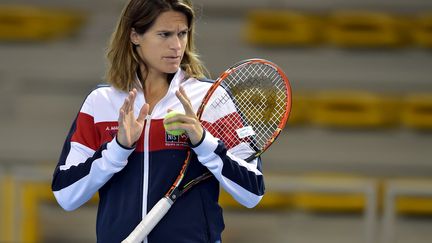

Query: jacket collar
[{"left": 134, "top": 68, "right": 185, "bottom": 93}]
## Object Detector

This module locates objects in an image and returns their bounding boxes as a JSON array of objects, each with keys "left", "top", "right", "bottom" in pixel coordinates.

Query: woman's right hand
[{"left": 117, "top": 88, "right": 149, "bottom": 148}]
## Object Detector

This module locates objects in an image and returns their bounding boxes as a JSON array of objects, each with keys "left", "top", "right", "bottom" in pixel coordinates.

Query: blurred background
[{"left": 1, "top": 0, "right": 432, "bottom": 242}]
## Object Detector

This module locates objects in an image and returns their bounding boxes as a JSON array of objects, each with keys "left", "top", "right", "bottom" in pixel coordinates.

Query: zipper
[
  {"left": 142, "top": 114, "right": 152, "bottom": 243},
  {"left": 139, "top": 71, "right": 181, "bottom": 242}
]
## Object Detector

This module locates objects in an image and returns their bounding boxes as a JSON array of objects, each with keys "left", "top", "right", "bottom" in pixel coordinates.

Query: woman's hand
[
  {"left": 117, "top": 88, "right": 149, "bottom": 148},
  {"left": 165, "top": 86, "right": 204, "bottom": 145}
]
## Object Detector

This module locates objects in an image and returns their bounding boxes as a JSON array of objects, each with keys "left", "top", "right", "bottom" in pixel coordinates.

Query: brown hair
[{"left": 106, "top": 0, "right": 207, "bottom": 91}]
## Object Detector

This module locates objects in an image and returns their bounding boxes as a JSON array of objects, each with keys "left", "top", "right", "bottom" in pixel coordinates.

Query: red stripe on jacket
[{"left": 72, "top": 112, "right": 188, "bottom": 152}]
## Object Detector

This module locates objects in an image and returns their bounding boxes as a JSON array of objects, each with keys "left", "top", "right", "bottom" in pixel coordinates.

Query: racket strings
[
  {"left": 205, "top": 62, "right": 288, "bottom": 153},
  {"left": 226, "top": 63, "right": 287, "bottom": 149}
]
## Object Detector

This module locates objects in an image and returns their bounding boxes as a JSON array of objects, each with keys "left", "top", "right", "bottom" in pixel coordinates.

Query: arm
[
  {"left": 52, "top": 131, "right": 133, "bottom": 211},
  {"left": 192, "top": 130, "right": 264, "bottom": 208},
  {"left": 168, "top": 85, "right": 264, "bottom": 208},
  {"left": 51, "top": 88, "right": 148, "bottom": 211}
]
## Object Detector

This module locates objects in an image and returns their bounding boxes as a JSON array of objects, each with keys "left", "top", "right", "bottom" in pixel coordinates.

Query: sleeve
[
  {"left": 192, "top": 130, "right": 264, "bottom": 208},
  {"left": 51, "top": 91, "right": 134, "bottom": 211}
]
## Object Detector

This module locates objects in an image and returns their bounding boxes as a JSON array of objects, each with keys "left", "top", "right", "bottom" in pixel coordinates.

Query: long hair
[{"left": 106, "top": 0, "right": 207, "bottom": 91}]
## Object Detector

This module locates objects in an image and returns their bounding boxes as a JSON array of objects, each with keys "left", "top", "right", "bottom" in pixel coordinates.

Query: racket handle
[{"left": 121, "top": 197, "right": 173, "bottom": 243}]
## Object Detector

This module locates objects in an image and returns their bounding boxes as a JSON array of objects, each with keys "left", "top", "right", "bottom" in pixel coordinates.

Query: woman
[{"left": 51, "top": 0, "right": 264, "bottom": 242}]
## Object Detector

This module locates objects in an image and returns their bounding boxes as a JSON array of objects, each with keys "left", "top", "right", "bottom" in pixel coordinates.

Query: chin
[{"left": 164, "top": 65, "right": 180, "bottom": 74}]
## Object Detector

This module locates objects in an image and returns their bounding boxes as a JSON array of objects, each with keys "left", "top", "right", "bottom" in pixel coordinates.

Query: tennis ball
[{"left": 164, "top": 111, "right": 185, "bottom": 136}]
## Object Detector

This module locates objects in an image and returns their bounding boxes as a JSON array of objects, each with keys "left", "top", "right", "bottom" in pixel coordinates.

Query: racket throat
[
  {"left": 167, "top": 187, "right": 182, "bottom": 202},
  {"left": 245, "top": 153, "right": 259, "bottom": 163}
]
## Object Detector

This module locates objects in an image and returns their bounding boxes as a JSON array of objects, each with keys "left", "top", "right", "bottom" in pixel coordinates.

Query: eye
[
  {"left": 158, "top": 32, "right": 171, "bottom": 38},
  {"left": 178, "top": 30, "right": 188, "bottom": 38}
]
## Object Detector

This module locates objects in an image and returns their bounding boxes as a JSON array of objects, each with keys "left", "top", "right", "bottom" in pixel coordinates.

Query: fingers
[
  {"left": 171, "top": 87, "right": 204, "bottom": 144},
  {"left": 118, "top": 107, "right": 125, "bottom": 124},
  {"left": 119, "top": 96, "right": 129, "bottom": 126},
  {"left": 119, "top": 88, "right": 141, "bottom": 125},
  {"left": 176, "top": 86, "right": 195, "bottom": 116},
  {"left": 164, "top": 113, "right": 196, "bottom": 125},
  {"left": 117, "top": 89, "right": 145, "bottom": 148},
  {"left": 123, "top": 88, "right": 137, "bottom": 114},
  {"left": 121, "top": 95, "right": 130, "bottom": 113},
  {"left": 136, "top": 103, "right": 149, "bottom": 124},
  {"left": 128, "top": 89, "right": 136, "bottom": 112}
]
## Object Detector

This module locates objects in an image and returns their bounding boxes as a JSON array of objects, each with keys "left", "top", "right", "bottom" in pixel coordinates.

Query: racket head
[{"left": 197, "top": 58, "right": 292, "bottom": 160}]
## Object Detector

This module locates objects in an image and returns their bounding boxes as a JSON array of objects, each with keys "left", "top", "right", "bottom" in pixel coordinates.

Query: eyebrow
[{"left": 156, "top": 27, "right": 189, "bottom": 33}]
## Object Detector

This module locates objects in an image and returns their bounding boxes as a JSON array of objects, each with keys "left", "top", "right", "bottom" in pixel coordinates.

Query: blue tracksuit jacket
[{"left": 51, "top": 69, "right": 265, "bottom": 243}]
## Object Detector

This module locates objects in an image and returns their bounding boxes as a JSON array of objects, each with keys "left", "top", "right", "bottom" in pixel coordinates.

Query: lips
[
  {"left": 163, "top": 56, "right": 181, "bottom": 65},
  {"left": 164, "top": 55, "right": 180, "bottom": 60}
]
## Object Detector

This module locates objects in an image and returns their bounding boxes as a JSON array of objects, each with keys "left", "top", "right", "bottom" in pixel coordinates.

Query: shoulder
[
  {"left": 80, "top": 84, "right": 125, "bottom": 113},
  {"left": 180, "top": 77, "right": 214, "bottom": 98},
  {"left": 85, "top": 84, "right": 125, "bottom": 103},
  {"left": 182, "top": 77, "right": 215, "bottom": 90},
  {"left": 197, "top": 77, "right": 215, "bottom": 84},
  {"left": 88, "top": 84, "right": 119, "bottom": 97}
]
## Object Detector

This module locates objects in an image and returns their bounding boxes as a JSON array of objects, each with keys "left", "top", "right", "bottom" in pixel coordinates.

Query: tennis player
[{"left": 51, "top": 0, "right": 264, "bottom": 242}]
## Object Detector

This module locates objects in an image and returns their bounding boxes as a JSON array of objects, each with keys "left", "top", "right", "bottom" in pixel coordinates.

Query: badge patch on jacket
[{"left": 165, "top": 133, "right": 188, "bottom": 147}]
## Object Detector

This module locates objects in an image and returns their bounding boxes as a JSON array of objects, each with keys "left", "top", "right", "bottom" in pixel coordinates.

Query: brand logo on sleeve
[{"left": 105, "top": 126, "right": 118, "bottom": 138}]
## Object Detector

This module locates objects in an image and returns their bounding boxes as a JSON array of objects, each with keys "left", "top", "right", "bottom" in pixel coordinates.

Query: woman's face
[{"left": 131, "top": 10, "right": 189, "bottom": 78}]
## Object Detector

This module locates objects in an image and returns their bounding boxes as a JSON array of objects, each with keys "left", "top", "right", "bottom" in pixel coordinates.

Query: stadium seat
[
  {"left": 219, "top": 189, "right": 292, "bottom": 210},
  {"left": 3, "top": 167, "right": 98, "bottom": 243},
  {"left": 220, "top": 173, "right": 378, "bottom": 216},
  {"left": 0, "top": 5, "right": 86, "bottom": 41},
  {"left": 19, "top": 182, "right": 54, "bottom": 243},
  {"left": 310, "top": 91, "right": 399, "bottom": 128},
  {"left": 396, "top": 196, "right": 432, "bottom": 215},
  {"left": 287, "top": 92, "right": 311, "bottom": 126},
  {"left": 244, "top": 10, "right": 322, "bottom": 46},
  {"left": 18, "top": 181, "right": 99, "bottom": 243},
  {"left": 325, "top": 11, "right": 408, "bottom": 48},
  {"left": 265, "top": 174, "right": 378, "bottom": 243},
  {"left": 290, "top": 173, "right": 373, "bottom": 212},
  {"left": 382, "top": 179, "right": 432, "bottom": 243},
  {"left": 401, "top": 93, "right": 432, "bottom": 130},
  {"left": 294, "top": 190, "right": 366, "bottom": 212},
  {"left": 0, "top": 173, "right": 14, "bottom": 242},
  {"left": 411, "top": 12, "right": 432, "bottom": 48}
]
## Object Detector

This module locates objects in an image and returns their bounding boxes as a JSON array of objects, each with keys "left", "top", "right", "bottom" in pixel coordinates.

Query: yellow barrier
[
  {"left": 411, "top": 12, "right": 432, "bottom": 48},
  {"left": 401, "top": 93, "right": 432, "bottom": 130},
  {"left": 292, "top": 173, "right": 371, "bottom": 212},
  {"left": 294, "top": 192, "right": 366, "bottom": 212},
  {"left": 0, "top": 175, "right": 15, "bottom": 242},
  {"left": 1, "top": 172, "right": 98, "bottom": 243},
  {"left": 244, "top": 10, "right": 322, "bottom": 46},
  {"left": 288, "top": 92, "right": 312, "bottom": 126},
  {"left": 220, "top": 173, "right": 377, "bottom": 214},
  {"left": 310, "top": 91, "right": 399, "bottom": 128},
  {"left": 0, "top": 5, "right": 86, "bottom": 41},
  {"left": 19, "top": 182, "right": 54, "bottom": 242},
  {"left": 325, "top": 11, "right": 408, "bottom": 48},
  {"left": 17, "top": 182, "right": 99, "bottom": 243},
  {"left": 244, "top": 10, "right": 432, "bottom": 48},
  {"left": 396, "top": 197, "right": 432, "bottom": 215},
  {"left": 219, "top": 189, "right": 292, "bottom": 210},
  {"left": 382, "top": 178, "right": 432, "bottom": 243}
]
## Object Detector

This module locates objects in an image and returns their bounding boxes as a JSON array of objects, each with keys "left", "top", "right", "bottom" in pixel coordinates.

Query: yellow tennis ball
[{"left": 164, "top": 111, "right": 185, "bottom": 136}]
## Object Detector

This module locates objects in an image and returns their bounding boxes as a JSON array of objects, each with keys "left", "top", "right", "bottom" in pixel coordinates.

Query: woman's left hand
[{"left": 165, "top": 86, "right": 204, "bottom": 145}]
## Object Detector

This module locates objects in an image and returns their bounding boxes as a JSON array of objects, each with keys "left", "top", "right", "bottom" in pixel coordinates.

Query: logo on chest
[{"left": 165, "top": 132, "right": 189, "bottom": 147}]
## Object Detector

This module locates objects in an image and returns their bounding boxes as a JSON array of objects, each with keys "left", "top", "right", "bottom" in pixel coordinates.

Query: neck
[{"left": 138, "top": 68, "right": 171, "bottom": 113}]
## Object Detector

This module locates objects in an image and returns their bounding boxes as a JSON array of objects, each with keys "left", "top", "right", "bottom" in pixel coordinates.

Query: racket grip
[{"left": 121, "top": 197, "right": 173, "bottom": 243}]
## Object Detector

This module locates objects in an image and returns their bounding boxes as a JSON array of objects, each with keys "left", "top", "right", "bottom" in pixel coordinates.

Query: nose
[{"left": 169, "top": 35, "right": 182, "bottom": 51}]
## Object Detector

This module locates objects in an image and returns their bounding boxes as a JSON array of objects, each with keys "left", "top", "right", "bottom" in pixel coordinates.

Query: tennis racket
[{"left": 122, "top": 58, "right": 292, "bottom": 243}]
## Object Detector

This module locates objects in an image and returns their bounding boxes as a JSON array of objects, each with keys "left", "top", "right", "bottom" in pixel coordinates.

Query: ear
[{"left": 130, "top": 28, "right": 140, "bottom": 46}]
